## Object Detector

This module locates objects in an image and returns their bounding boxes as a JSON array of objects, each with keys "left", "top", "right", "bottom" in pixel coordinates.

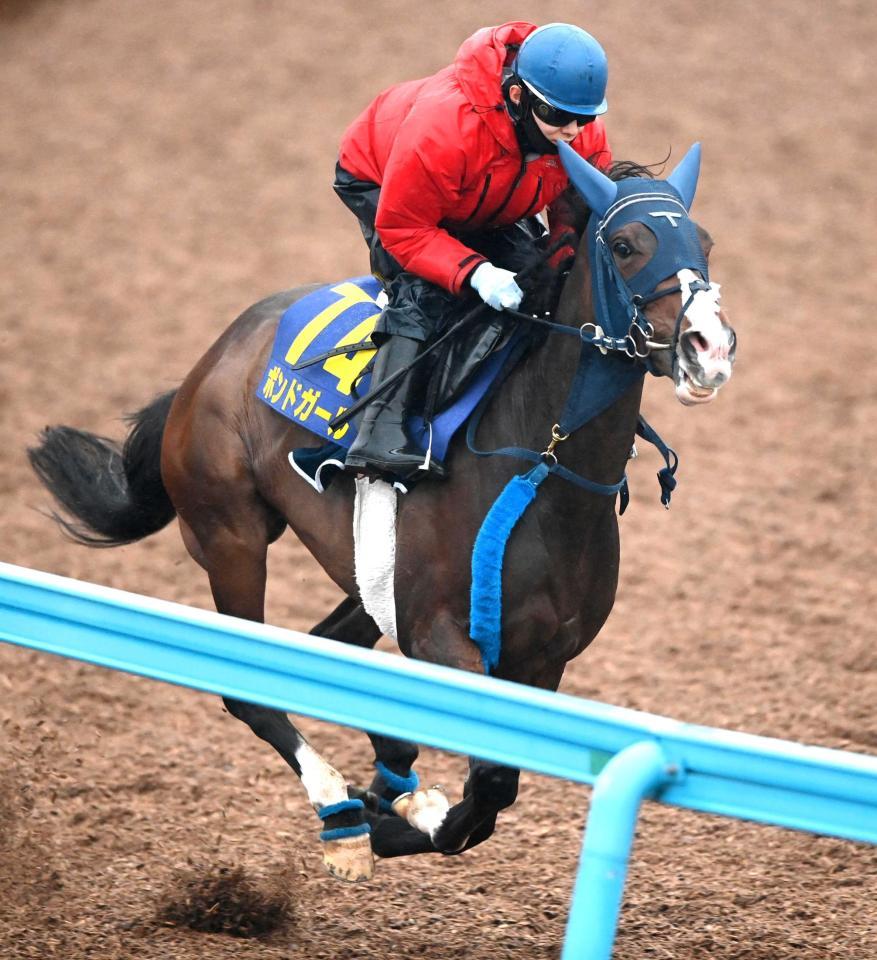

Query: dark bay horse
[{"left": 29, "top": 145, "right": 735, "bottom": 882}]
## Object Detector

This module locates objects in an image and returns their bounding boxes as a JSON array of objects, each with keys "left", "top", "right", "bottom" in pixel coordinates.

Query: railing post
[{"left": 562, "top": 739, "right": 675, "bottom": 960}]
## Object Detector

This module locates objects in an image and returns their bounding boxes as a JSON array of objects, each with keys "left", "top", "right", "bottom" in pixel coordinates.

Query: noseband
[{"left": 580, "top": 274, "right": 712, "bottom": 373}]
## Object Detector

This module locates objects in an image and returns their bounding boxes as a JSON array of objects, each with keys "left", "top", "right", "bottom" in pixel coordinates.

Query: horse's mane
[
  {"left": 559, "top": 158, "right": 661, "bottom": 238},
  {"left": 608, "top": 159, "right": 661, "bottom": 181}
]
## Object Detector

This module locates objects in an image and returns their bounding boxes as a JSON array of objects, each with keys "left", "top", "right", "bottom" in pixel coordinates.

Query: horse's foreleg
[
  {"left": 362, "top": 608, "right": 507, "bottom": 856},
  {"left": 433, "top": 658, "right": 571, "bottom": 854},
  {"left": 368, "top": 757, "right": 520, "bottom": 859},
  {"left": 385, "top": 615, "right": 564, "bottom": 856},
  {"left": 431, "top": 659, "right": 570, "bottom": 854},
  {"left": 385, "top": 756, "right": 520, "bottom": 855},
  {"left": 433, "top": 759, "right": 520, "bottom": 853}
]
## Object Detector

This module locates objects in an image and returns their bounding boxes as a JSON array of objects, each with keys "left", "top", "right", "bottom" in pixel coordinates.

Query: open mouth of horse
[{"left": 674, "top": 364, "right": 718, "bottom": 405}]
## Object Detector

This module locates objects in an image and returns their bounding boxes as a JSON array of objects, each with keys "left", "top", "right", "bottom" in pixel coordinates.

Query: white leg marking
[
  {"left": 297, "top": 741, "right": 374, "bottom": 883},
  {"left": 296, "top": 740, "right": 349, "bottom": 811},
  {"left": 392, "top": 786, "right": 451, "bottom": 841},
  {"left": 353, "top": 476, "right": 398, "bottom": 641}
]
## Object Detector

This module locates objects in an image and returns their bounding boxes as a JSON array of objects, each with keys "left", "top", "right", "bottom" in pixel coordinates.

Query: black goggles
[{"left": 525, "top": 82, "right": 595, "bottom": 127}]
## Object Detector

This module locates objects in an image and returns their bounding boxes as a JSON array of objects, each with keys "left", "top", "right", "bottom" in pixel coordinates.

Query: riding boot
[{"left": 345, "top": 335, "right": 444, "bottom": 480}]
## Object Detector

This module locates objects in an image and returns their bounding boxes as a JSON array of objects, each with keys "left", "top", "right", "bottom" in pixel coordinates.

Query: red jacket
[{"left": 338, "top": 22, "right": 612, "bottom": 294}]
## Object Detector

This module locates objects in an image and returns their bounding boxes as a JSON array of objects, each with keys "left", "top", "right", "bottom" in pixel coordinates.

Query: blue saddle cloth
[{"left": 256, "top": 276, "right": 511, "bottom": 488}]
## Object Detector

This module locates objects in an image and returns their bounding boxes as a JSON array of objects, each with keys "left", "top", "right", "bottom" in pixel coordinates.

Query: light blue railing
[{"left": 1, "top": 561, "right": 875, "bottom": 958}]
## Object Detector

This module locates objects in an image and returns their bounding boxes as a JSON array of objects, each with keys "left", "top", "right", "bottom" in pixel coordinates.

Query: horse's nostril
[{"left": 686, "top": 332, "right": 709, "bottom": 354}]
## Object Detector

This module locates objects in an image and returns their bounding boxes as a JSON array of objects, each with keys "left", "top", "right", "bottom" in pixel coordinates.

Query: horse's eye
[{"left": 612, "top": 240, "right": 633, "bottom": 259}]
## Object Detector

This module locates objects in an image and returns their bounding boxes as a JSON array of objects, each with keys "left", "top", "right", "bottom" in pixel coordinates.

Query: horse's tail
[{"left": 28, "top": 390, "right": 178, "bottom": 547}]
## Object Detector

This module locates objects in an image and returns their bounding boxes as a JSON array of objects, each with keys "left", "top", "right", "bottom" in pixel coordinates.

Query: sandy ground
[{"left": 1, "top": 1, "right": 876, "bottom": 957}]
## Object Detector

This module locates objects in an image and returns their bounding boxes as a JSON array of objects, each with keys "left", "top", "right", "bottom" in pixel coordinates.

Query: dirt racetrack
[{"left": 1, "top": 1, "right": 876, "bottom": 957}]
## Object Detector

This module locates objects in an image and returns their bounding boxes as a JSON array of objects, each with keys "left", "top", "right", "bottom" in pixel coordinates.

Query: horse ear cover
[
  {"left": 557, "top": 141, "right": 616, "bottom": 216},
  {"left": 666, "top": 142, "right": 701, "bottom": 211},
  {"left": 559, "top": 141, "right": 703, "bottom": 216}
]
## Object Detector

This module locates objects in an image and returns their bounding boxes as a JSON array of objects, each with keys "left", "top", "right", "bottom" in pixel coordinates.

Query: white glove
[{"left": 469, "top": 262, "right": 524, "bottom": 311}]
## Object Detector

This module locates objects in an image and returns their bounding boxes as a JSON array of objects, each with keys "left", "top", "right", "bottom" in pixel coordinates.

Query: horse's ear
[
  {"left": 557, "top": 141, "right": 617, "bottom": 217},
  {"left": 666, "top": 142, "right": 701, "bottom": 211}
]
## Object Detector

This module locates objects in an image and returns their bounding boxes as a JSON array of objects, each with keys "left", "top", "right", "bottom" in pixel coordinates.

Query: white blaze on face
[
  {"left": 674, "top": 268, "right": 733, "bottom": 404},
  {"left": 296, "top": 740, "right": 350, "bottom": 811}
]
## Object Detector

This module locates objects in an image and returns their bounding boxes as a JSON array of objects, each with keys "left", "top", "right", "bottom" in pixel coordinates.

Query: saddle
[{"left": 256, "top": 276, "right": 523, "bottom": 492}]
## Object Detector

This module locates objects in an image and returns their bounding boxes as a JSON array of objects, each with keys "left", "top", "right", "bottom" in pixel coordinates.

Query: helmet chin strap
[
  {"left": 502, "top": 75, "right": 557, "bottom": 156},
  {"left": 518, "top": 108, "right": 558, "bottom": 155}
]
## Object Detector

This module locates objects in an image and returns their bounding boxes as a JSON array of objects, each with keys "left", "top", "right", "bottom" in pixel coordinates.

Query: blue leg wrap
[
  {"left": 317, "top": 798, "right": 364, "bottom": 820},
  {"left": 374, "top": 760, "right": 419, "bottom": 796},
  {"left": 318, "top": 798, "right": 370, "bottom": 841},
  {"left": 320, "top": 823, "right": 371, "bottom": 842}
]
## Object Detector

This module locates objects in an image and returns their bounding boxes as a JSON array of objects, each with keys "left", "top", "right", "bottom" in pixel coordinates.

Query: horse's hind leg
[
  {"left": 227, "top": 595, "right": 428, "bottom": 875},
  {"left": 176, "top": 500, "right": 374, "bottom": 881},
  {"left": 222, "top": 695, "right": 374, "bottom": 882},
  {"left": 221, "top": 695, "right": 374, "bottom": 881}
]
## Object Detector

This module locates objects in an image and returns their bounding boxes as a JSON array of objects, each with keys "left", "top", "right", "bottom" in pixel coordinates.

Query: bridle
[
  {"left": 579, "top": 273, "right": 712, "bottom": 368},
  {"left": 467, "top": 146, "right": 713, "bottom": 506},
  {"left": 577, "top": 189, "right": 712, "bottom": 377},
  {"left": 503, "top": 243, "right": 711, "bottom": 371}
]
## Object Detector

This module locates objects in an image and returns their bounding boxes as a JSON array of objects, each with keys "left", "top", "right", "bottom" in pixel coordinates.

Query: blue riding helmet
[{"left": 514, "top": 23, "right": 608, "bottom": 116}]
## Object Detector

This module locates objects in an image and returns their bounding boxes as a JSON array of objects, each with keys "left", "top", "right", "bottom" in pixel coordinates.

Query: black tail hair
[{"left": 28, "top": 390, "right": 178, "bottom": 547}]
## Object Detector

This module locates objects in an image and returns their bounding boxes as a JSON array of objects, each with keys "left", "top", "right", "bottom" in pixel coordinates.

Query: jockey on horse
[{"left": 334, "top": 21, "right": 613, "bottom": 481}]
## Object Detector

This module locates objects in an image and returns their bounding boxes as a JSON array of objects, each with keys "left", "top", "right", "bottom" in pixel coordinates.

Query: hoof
[
  {"left": 391, "top": 785, "right": 450, "bottom": 839},
  {"left": 322, "top": 833, "right": 375, "bottom": 883}
]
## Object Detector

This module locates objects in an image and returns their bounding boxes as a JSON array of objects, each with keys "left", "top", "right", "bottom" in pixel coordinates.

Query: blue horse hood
[{"left": 588, "top": 178, "right": 709, "bottom": 331}]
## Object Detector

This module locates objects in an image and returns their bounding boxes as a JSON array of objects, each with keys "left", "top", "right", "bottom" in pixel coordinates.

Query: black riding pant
[{"left": 333, "top": 162, "right": 544, "bottom": 344}]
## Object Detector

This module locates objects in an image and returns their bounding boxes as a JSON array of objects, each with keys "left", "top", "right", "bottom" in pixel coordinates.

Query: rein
[
  {"left": 504, "top": 272, "right": 709, "bottom": 368},
  {"left": 325, "top": 213, "right": 694, "bottom": 505},
  {"left": 327, "top": 236, "right": 571, "bottom": 431}
]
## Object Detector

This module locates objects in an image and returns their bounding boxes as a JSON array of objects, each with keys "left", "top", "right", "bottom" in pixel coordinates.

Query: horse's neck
[
  {"left": 475, "top": 245, "right": 643, "bottom": 497},
  {"left": 519, "top": 253, "right": 644, "bottom": 487}
]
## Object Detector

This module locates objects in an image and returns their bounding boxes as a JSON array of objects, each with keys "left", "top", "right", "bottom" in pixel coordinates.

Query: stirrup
[{"left": 344, "top": 447, "right": 446, "bottom": 482}]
